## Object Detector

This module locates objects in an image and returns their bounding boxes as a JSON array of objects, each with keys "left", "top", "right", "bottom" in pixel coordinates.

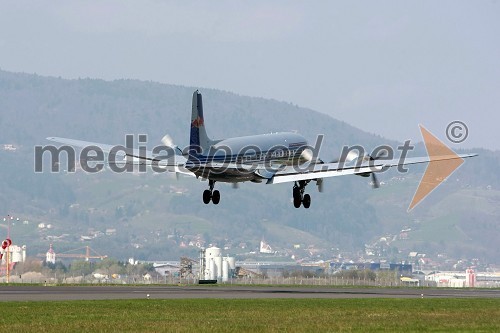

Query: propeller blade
[
  {"left": 316, "top": 179, "right": 324, "bottom": 192},
  {"left": 300, "top": 148, "right": 314, "bottom": 162},
  {"left": 161, "top": 134, "right": 181, "bottom": 180},
  {"left": 371, "top": 173, "right": 380, "bottom": 189},
  {"left": 232, "top": 183, "right": 239, "bottom": 189},
  {"left": 161, "top": 134, "right": 175, "bottom": 147},
  {"left": 369, "top": 150, "right": 389, "bottom": 161}
]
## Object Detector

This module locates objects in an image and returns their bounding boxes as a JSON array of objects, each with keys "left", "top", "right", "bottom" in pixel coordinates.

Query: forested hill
[
  {"left": 0, "top": 70, "right": 497, "bottom": 264},
  {"left": 0, "top": 70, "right": 388, "bottom": 155}
]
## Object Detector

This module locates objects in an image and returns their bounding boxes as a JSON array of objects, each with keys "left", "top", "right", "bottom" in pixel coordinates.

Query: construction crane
[{"left": 38, "top": 245, "right": 107, "bottom": 261}]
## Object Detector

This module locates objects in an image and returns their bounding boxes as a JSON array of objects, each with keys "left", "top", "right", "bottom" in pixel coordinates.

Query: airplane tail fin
[{"left": 189, "top": 90, "right": 212, "bottom": 158}]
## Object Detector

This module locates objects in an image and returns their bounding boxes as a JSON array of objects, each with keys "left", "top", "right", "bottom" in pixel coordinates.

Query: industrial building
[
  {"left": 199, "top": 246, "right": 236, "bottom": 282},
  {"left": 424, "top": 269, "right": 500, "bottom": 288},
  {"left": 1, "top": 243, "right": 26, "bottom": 266}
]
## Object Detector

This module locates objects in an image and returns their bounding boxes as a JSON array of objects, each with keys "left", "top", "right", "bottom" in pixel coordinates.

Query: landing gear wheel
[
  {"left": 212, "top": 190, "right": 220, "bottom": 205},
  {"left": 292, "top": 181, "right": 311, "bottom": 208},
  {"left": 302, "top": 194, "right": 311, "bottom": 209},
  {"left": 293, "top": 195, "right": 302, "bottom": 208},
  {"left": 203, "top": 190, "right": 212, "bottom": 204}
]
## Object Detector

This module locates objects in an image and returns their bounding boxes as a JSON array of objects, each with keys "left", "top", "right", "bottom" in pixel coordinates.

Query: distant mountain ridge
[{"left": 0, "top": 69, "right": 391, "bottom": 153}]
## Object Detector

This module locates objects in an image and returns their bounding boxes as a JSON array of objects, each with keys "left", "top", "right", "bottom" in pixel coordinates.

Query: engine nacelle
[{"left": 357, "top": 172, "right": 372, "bottom": 178}]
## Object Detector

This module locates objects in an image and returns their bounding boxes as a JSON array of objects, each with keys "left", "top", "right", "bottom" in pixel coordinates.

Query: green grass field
[{"left": 0, "top": 298, "right": 498, "bottom": 332}]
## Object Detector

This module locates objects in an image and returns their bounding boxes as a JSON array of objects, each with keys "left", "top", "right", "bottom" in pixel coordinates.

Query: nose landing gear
[{"left": 292, "top": 180, "right": 311, "bottom": 209}]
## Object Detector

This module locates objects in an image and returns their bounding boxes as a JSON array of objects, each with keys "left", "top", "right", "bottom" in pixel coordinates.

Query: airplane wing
[
  {"left": 46, "top": 137, "right": 194, "bottom": 176},
  {"left": 47, "top": 137, "right": 123, "bottom": 155},
  {"left": 266, "top": 153, "right": 477, "bottom": 184}
]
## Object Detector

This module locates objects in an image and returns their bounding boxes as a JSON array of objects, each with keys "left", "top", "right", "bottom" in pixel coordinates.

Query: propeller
[
  {"left": 316, "top": 178, "right": 324, "bottom": 193},
  {"left": 299, "top": 149, "right": 325, "bottom": 192},
  {"left": 160, "top": 134, "right": 180, "bottom": 180},
  {"left": 366, "top": 150, "right": 389, "bottom": 189},
  {"left": 305, "top": 148, "right": 360, "bottom": 193},
  {"left": 304, "top": 147, "right": 384, "bottom": 192},
  {"left": 161, "top": 134, "right": 175, "bottom": 148},
  {"left": 312, "top": 150, "right": 360, "bottom": 193},
  {"left": 300, "top": 148, "right": 320, "bottom": 163},
  {"left": 371, "top": 173, "right": 380, "bottom": 189}
]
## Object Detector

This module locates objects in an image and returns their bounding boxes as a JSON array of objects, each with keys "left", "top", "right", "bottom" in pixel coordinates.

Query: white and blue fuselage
[
  {"left": 186, "top": 91, "right": 309, "bottom": 183},
  {"left": 187, "top": 132, "right": 309, "bottom": 182}
]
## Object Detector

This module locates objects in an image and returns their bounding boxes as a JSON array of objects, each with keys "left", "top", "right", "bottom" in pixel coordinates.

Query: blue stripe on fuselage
[{"left": 186, "top": 147, "right": 303, "bottom": 165}]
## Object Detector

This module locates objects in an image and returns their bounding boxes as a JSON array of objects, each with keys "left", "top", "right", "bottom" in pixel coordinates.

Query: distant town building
[
  {"left": 46, "top": 244, "right": 56, "bottom": 264},
  {"left": 105, "top": 228, "right": 116, "bottom": 236},
  {"left": 3, "top": 144, "right": 17, "bottom": 152},
  {"left": 260, "top": 239, "right": 274, "bottom": 254},
  {"left": 466, "top": 268, "right": 476, "bottom": 287}
]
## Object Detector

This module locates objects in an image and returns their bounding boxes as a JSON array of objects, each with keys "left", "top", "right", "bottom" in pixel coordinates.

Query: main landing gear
[
  {"left": 293, "top": 180, "right": 311, "bottom": 209},
  {"left": 203, "top": 180, "right": 220, "bottom": 205}
]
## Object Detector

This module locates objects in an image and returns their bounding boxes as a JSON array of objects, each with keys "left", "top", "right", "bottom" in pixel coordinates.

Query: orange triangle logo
[{"left": 408, "top": 125, "right": 464, "bottom": 211}]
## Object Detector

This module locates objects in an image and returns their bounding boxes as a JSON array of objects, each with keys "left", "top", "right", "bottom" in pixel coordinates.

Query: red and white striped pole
[{"left": 2, "top": 215, "right": 19, "bottom": 283}]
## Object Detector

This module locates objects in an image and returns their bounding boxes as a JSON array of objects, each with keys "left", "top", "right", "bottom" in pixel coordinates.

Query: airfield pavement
[{"left": 0, "top": 285, "right": 498, "bottom": 301}]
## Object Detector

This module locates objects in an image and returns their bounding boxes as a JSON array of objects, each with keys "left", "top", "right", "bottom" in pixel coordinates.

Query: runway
[{"left": 0, "top": 285, "right": 498, "bottom": 301}]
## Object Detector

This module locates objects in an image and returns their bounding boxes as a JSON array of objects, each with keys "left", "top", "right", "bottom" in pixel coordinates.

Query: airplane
[{"left": 47, "top": 90, "right": 476, "bottom": 208}]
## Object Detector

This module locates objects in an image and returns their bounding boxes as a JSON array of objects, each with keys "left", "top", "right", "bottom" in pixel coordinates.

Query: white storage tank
[
  {"left": 204, "top": 247, "right": 222, "bottom": 280},
  {"left": 209, "top": 258, "right": 217, "bottom": 280},
  {"left": 222, "top": 258, "right": 229, "bottom": 282},
  {"left": 200, "top": 247, "right": 234, "bottom": 283},
  {"left": 205, "top": 246, "right": 221, "bottom": 259},
  {"left": 227, "top": 257, "right": 236, "bottom": 270},
  {"left": 215, "top": 256, "right": 223, "bottom": 280}
]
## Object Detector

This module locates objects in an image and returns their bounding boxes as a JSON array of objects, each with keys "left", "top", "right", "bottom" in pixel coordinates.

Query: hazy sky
[{"left": 1, "top": 1, "right": 499, "bottom": 150}]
